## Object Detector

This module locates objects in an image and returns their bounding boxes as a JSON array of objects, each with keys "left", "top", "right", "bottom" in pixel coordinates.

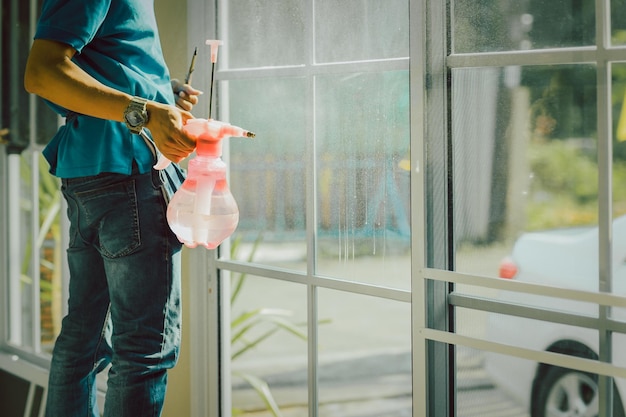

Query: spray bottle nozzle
[{"left": 182, "top": 118, "right": 254, "bottom": 157}]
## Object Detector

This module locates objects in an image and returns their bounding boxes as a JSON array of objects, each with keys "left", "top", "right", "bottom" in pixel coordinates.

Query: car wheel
[{"left": 531, "top": 365, "right": 625, "bottom": 417}]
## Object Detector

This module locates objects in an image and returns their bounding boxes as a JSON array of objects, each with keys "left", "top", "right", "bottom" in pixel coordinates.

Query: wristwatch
[{"left": 123, "top": 96, "right": 149, "bottom": 134}]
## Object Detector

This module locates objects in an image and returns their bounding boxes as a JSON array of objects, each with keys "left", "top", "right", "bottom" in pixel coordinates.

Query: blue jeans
[{"left": 45, "top": 166, "right": 183, "bottom": 417}]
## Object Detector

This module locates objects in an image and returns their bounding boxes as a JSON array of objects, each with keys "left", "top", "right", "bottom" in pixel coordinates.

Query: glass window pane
[
  {"left": 230, "top": 277, "right": 308, "bottom": 416},
  {"left": 318, "top": 289, "right": 411, "bottom": 416},
  {"left": 453, "top": 0, "right": 595, "bottom": 53},
  {"left": 457, "top": 349, "right": 530, "bottom": 415},
  {"left": 614, "top": 63, "right": 626, "bottom": 211},
  {"left": 451, "top": 65, "right": 598, "bottom": 293},
  {"left": 612, "top": 0, "right": 626, "bottom": 46},
  {"left": 224, "top": 0, "right": 306, "bottom": 69},
  {"left": 614, "top": 334, "right": 626, "bottom": 412},
  {"left": 37, "top": 153, "right": 62, "bottom": 353},
  {"left": 315, "top": 0, "right": 409, "bottom": 63},
  {"left": 315, "top": 71, "right": 410, "bottom": 287},
  {"left": 8, "top": 151, "right": 61, "bottom": 353},
  {"left": 613, "top": 62, "right": 626, "bottom": 310},
  {"left": 228, "top": 77, "right": 307, "bottom": 271},
  {"left": 9, "top": 153, "right": 35, "bottom": 348},
  {"left": 479, "top": 313, "right": 626, "bottom": 415},
  {"left": 473, "top": 347, "right": 626, "bottom": 416}
]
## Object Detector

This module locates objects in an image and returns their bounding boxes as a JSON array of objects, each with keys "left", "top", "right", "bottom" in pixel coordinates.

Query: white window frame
[{"left": 186, "top": 1, "right": 415, "bottom": 416}]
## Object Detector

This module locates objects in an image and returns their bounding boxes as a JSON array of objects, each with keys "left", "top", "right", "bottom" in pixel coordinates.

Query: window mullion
[{"left": 597, "top": 1, "right": 614, "bottom": 416}]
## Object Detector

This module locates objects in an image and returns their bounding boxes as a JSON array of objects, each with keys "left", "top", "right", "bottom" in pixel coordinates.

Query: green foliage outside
[{"left": 525, "top": 140, "right": 626, "bottom": 231}]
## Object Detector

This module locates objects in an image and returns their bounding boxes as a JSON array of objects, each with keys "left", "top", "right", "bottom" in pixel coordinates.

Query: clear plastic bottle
[{"left": 166, "top": 118, "right": 254, "bottom": 249}]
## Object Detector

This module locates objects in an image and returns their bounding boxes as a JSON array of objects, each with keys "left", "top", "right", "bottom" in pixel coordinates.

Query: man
[{"left": 23, "top": 0, "right": 200, "bottom": 415}]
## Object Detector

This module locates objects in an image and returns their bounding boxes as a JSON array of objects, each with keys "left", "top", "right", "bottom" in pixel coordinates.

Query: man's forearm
[
  {"left": 24, "top": 38, "right": 198, "bottom": 162},
  {"left": 24, "top": 39, "right": 132, "bottom": 122}
]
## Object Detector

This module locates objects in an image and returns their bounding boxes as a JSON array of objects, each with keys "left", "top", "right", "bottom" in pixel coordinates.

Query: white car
[{"left": 484, "top": 215, "right": 626, "bottom": 417}]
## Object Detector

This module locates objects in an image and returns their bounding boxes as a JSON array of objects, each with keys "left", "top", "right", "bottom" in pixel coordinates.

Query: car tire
[{"left": 531, "top": 365, "right": 625, "bottom": 417}]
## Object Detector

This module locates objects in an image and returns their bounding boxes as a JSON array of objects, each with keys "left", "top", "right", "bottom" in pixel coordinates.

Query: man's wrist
[{"left": 123, "top": 96, "right": 149, "bottom": 134}]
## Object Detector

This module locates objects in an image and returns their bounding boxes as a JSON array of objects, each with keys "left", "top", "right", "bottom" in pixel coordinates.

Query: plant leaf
[
  {"left": 231, "top": 308, "right": 264, "bottom": 329},
  {"left": 232, "top": 371, "right": 284, "bottom": 417},
  {"left": 267, "top": 316, "right": 307, "bottom": 340},
  {"left": 232, "top": 328, "right": 279, "bottom": 360},
  {"left": 231, "top": 320, "right": 262, "bottom": 345}
]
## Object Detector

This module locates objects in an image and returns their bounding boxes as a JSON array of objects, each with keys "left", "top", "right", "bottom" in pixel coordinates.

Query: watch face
[{"left": 126, "top": 110, "right": 144, "bottom": 127}]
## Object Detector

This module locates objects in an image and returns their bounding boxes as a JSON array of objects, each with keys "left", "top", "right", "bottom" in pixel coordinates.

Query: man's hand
[
  {"left": 145, "top": 101, "right": 197, "bottom": 163},
  {"left": 171, "top": 79, "right": 202, "bottom": 112},
  {"left": 147, "top": 79, "right": 202, "bottom": 163}
]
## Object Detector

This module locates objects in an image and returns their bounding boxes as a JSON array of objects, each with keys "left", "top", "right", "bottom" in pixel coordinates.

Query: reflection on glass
[
  {"left": 452, "top": 65, "right": 598, "bottom": 290},
  {"left": 224, "top": 0, "right": 305, "bottom": 68},
  {"left": 228, "top": 78, "right": 307, "bottom": 270},
  {"left": 472, "top": 349, "right": 626, "bottom": 416},
  {"left": 318, "top": 289, "right": 411, "bottom": 416},
  {"left": 315, "top": 71, "right": 410, "bottom": 287},
  {"left": 453, "top": 0, "right": 595, "bottom": 53},
  {"left": 230, "top": 276, "right": 308, "bottom": 416},
  {"left": 315, "top": 0, "right": 409, "bottom": 63}
]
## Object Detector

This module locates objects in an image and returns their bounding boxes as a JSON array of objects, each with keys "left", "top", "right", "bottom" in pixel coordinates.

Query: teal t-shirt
[{"left": 35, "top": 0, "right": 175, "bottom": 178}]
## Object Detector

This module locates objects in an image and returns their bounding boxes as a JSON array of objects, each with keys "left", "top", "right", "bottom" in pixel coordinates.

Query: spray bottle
[
  {"left": 166, "top": 118, "right": 254, "bottom": 249},
  {"left": 160, "top": 39, "right": 255, "bottom": 249}
]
